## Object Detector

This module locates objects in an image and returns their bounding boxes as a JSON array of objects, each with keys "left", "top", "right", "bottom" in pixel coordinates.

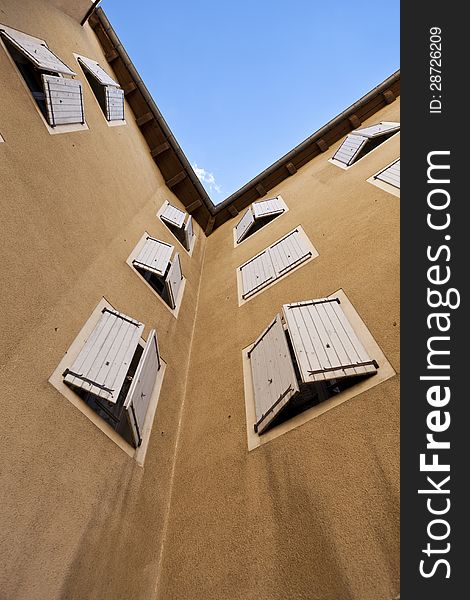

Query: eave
[{"left": 88, "top": 9, "right": 399, "bottom": 236}]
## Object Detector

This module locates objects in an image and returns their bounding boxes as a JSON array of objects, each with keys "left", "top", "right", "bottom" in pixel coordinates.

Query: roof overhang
[{"left": 89, "top": 8, "right": 400, "bottom": 235}]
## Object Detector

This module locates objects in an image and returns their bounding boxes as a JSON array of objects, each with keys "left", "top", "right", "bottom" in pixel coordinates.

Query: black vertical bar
[{"left": 401, "top": 2, "right": 467, "bottom": 598}]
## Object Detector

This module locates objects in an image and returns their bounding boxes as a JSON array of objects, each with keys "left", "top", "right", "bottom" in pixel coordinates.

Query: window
[
  {"left": 331, "top": 122, "right": 400, "bottom": 168},
  {"left": 49, "top": 299, "right": 166, "bottom": 463},
  {"left": 0, "top": 132, "right": 4, "bottom": 143},
  {"left": 375, "top": 158, "right": 400, "bottom": 187},
  {"left": 234, "top": 196, "right": 288, "bottom": 244},
  {"left": 0, "top": 24, "right": 85, "bottom": 128},
  {"left": 76, "top": 55, "right": 124, "bottom": 122},
  {"left": 127, "top": 233, "right": 185, "bottom": 315},
  {"left": 237, "top": 227, "right": 318, "bottom": 303},
  {"left": 157, "top": 201, "right": 196, "bottom": 254},
  {"left": 367, "top": 158, "right": 400, "bottom": 197},
  {"left": 242, "top": 290, "right": 395, "bottom": 449}
]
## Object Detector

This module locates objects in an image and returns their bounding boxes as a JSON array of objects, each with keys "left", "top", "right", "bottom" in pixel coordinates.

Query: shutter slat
[
  {"left": 184, "top": 215, "right": 194, "bottom": 250},
  {"left": 333, "top": 134, "right": 368, "bottom": 166},
  {"left": 329, "top": 301, "right": 377, "bottom": 375},
  {"left": 133, "top": 236, "right": 173, "bottom": 276},
  {"left": 105, "top": 86, "right": 124, "bottom": 121},
  {"left": 0, "top": 25, "right": 75, "bottom": 75},
  {"left": 308, "top": 302, "right": 357, "bottom": 379},
  {"left": 240, "top": 250, "right": 275, "bottom": 298},
  {"left": 285, "top": 299, "right": 327, "bottom": 382},
  {"left": 355, "top": 121, "right": 400, "bottom": 139},
  {"left": 283, "top": 299, "right": 377, "bottom": 383},
  {"left": 42, "top": 74, "right": 84, "bottom": 126},
  {"left": 161, "top": 203, "right": 186, "bottom": 229},
  {"left": 64, "top": 309, "right": 144, "bottom": 403},
  {"left": 125, "top": 330, "right": 160, "bottom": 447},
  {"left": 375, "top": 159, "right": 400, "bottom": 188},
  {"left": 252, "top": 197, "right": 285, "bottom": 219},
  {"left": 249, "top": 315, "right": 299, "bottom": 434},
  {"left": 235, "top": 208, "right": 255, "bottom": 243},
  {"left": 165, "top": 252, "right": 183, "bottom": 309},
  {"left": 270, "top": 229, "right": 311, "bottom": 276},
  {"left": 78, "top": 56, "right": 119, "bottom": 87}
]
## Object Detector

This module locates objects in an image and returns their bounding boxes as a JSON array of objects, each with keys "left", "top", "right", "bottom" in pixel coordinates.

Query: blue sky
[{"left": 101, "top": 0, "right": 399, "bottom": 203}]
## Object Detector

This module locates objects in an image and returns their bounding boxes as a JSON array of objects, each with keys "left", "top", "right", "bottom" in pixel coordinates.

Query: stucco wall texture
[
  {"left": 0, "top": 2, "right": 400, "bottom": 599},
  {"left": 0, "top": 2, "right": 205, "bottom": 599}
]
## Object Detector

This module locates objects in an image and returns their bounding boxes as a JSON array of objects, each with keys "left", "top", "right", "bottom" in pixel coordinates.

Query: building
[{"left": 0, "top": 1, "right": 400, "bottom": 598}]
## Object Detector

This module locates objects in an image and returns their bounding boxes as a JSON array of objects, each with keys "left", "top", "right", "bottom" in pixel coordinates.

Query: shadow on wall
[
  {"left": 58, "top": 460, "right": 159, "bottom": 600},
  {"left": 261, "top": 450, "right": 356, "bottom": 600}
]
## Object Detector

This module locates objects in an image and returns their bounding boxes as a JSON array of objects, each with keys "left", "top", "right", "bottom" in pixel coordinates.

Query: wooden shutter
[
  {"left": 184, "top": 215, "right": 194, "bottom": 250},
  {"left": 248, "top": 314, "right": 300, "bottom": 434},
  {"left": 269, "top": 229, "right": 312, "bottom": 277},
  {"left": 355, "top": 122, "right": 400, "bottom": 139},
  {"left": 165, "top": 252, "right": 183, "bottom": 309},
  {"left": 333, "top": 134, "right": 368, "bottom": 166},
  {"left": 105, "top": 86, "right": 124, "bottom": 121},
  {"left": 0, "top": 25, "right": 76, "bottom": 75},
  {"left": 132, "top": 236, "right": 173, "bottom": 277},
  {"left": 77, "top": 56, "right": 119, "bottom": 87},
  {"left": 375, "top": 159, "right": 400, "bottom": 188},
  {"left": 240, "top": 249, "right": 276, "bottom": 299},
  {"left": 125, "top": 329, "right": 160, "bottom": 447},
  {"left": 42, "top": 74, "right": 84, "bottom": 126},
  {"left": 235, "top": 207, "right": 255, "bottom": 243},
  {"left": 252, "top": 197, "right": 285, "bottom": 219},
  {"left": 63, "top": 308, "right": 144, "bottom": 403},
  {"left": 283, "top": 298, "right": 378, "bottom": 383},
  {"left": 161, "top": 203, "right": 186, "bottom": 229}
]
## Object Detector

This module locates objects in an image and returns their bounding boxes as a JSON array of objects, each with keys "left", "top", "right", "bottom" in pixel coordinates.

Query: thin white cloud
[{"left": 192, "top": 163, "right": 222, "bottom": 195}]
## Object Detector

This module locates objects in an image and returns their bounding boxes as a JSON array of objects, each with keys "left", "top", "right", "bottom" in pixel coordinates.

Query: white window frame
[
  {"left": 74, "top": 53, "right": 126, "bottom": 127},
  {"left": 329, "top": 122, "right": 400, "bottom": 170},
  {"left": 236, "top": 226, "right": 319, "bottom": 305},
  {"left": 126, "top": 232, "right": 186, "bottom": 318},
  {"left": 241, "top": 289, "right": 396, "bottom": 450},
  {"left": 232, "top": 195, "right": 289, "bottom": 247},
  {"left": 367, "top": 158, "right": 400, "bottom": 197},
  {"left": 48, "top": 298, "right": 166, "bottom": 465},
  {"left": 0, "top": 26, "right": 88, "bottom": 135},
  {"left": 157, "top": 201, "right": 197, "bottom": 256}
]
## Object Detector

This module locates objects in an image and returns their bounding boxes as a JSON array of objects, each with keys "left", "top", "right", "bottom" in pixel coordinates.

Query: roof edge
[{"left": 215, "top": 70, "right": 400, "bottom": 214}]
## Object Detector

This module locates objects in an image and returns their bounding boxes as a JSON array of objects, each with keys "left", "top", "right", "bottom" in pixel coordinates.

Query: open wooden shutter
[
  {"left": 132, "top": 236, "right": 173, "bottom": 277},
  {"left": 333, "top": 134, "right": 368, "bottom": 166},
  {"left": 0, "top": 24, "right": 76, "bottom": 75},
  {"left": 183, "top": 215, "right": 194, "bottom": 250},
  {"left": 375, "top": 158, "right": 400, "bottom": 188},
  {"left": 252, "top": 197, "right": 285, "bottom": 219},
  {"left": 125, "top": 329, "right": 160, "bottom": 447},
  {"left": 41, "top": 74, "right": 84, "bottom": 126},
  {"left": 165, "top": 252, "right": 183, "bottom": 309},
  {"left": 283, "top": 298, "right": 378, "bottom": 383},
  {"left": 161, "top": 203, "right": 186, "bottom": 229},
  {"left": 77, "top": 56, "right": 119, "bottom": 87},
  {"left": 355, "top": 122, "right": 400, "bottom": 138},
  {"left": 77, "top": 57, "right": 124, "bottom": 121},
  {"left": 248, "top": 314, "right": 300, "bottom": 434},
  {"left": 235, "top": 207, "right": 255, "bottom": 243},
  {"left": 269, "top": 229, "right": 312, "bottom": 277},
  {"left": 63, "top": 308, "right": 144, "bottom": 403},
  {"left": 240, "top": 249, "right": 276, "bottom": 299},
  {"left": 105, "top": 86, "right": 124, "bottom": 121}
]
